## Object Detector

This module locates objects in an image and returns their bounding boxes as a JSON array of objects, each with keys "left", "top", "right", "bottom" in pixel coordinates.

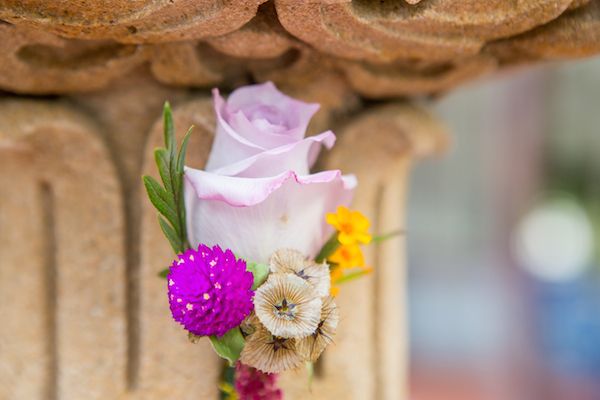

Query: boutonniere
[{"left": 143, "top": 82, "right": 399, "bottom": 399}]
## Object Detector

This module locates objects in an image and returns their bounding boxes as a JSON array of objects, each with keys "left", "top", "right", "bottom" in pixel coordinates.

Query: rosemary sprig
[{"left": 143, "top": 102, "right": 192, "bottom": 255}]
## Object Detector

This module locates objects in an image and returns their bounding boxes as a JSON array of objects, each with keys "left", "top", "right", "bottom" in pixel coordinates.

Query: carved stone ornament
[{"left": 0, "top": 0, "right": 598, "bottom": 96}]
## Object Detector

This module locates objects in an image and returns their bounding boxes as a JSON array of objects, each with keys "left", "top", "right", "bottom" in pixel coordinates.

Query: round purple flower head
[{"left": 167, "top": 244, "right": 254, "bottom": 337}]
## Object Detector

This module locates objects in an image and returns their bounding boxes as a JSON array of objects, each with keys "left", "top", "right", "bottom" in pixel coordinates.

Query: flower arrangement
[{"left": 144, "top": 82, "right": 399, "bottom": 399}]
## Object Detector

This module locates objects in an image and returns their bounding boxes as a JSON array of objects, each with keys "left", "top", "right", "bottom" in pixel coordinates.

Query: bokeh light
[{"left": 513, "top": 196, "right": 594, "bottom": 282}]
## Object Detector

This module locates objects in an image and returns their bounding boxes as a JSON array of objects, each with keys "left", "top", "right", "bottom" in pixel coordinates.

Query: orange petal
[
  {"left": 337, "top": 232, "right": 355, "bottom": 245},
  {"left": 326, "top": 212, "right": 338, "bottom": 227},
  {"left": 330, "top": 286, "right": 340, "bottom": 297}
]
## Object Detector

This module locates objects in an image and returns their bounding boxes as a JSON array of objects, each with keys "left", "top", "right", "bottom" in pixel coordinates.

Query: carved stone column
[
  {"left": 0, "top": 100, "right": 127, "bottom": 399},
  {"left": 280, "top": 105, "right": 447, "bottom": 400}
]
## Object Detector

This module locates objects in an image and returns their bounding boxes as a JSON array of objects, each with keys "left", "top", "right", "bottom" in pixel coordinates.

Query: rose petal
[
  {"left": 227, "top": 110, "right": 293, "bottom": 147},
  {"left": 205, "top": 83, "right": 320, "bottom": 171},
  {"left": 184, "top": 168, "right": 356, "bottom": 263},
  {"left": 205, "top": 91, "right": 264, "bottom": 171},
  {"left": 226, "top": 82, "right": 319, "bottom": 143},
  {"left": 211, "top": 130, "right": 336, "bottom": 177}
]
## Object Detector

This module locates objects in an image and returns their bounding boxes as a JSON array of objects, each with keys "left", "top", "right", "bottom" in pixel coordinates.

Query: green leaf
[
  {"left": 246, "top": 262, "right": 269, "bottom": 290},
  {"left": 371, "top": 229, "right": 405, "bottom": 244},
  {"left": 335, "top": 268, "right": 372, "bottom": 285},
  {"left": 163, "top": 102, "right": 175, "bottom": 152},
  {"left": 176, "top": 126, "right": 193, "bottom": 176},
  {"left": 144, "top": 102, "right": 193, "bottom": 256},
  {"left": 157, "top": 268, "right": 169, "bottom": 279},
  {"left": 209, "top": 327, "right": 245, "bottom": 366},
  {"left": 174, "top": 126, "right": 193, "bottom": 249},
  {"left": 219, "top": 366, "right": 237, "bottom": 400},
  {"left": 217, "top": 382, "right": 235, "bottom": 397},
  {"left": 143, "top": 175, "right": 175, "bottom": 209},
  {"left": 154, "top": 148, "right": 172, "bottom": 194},
  {"left": 158, "top": 215, "right": 182, "bottom": 254},
  {"left": 172, "top": 127, "right": 192, "bottom": 203},
  {"left": 315, "top": 233, "right": 340, "bottom": 263},
  {"left": 142, "top": 175, "right": 179, "bottom": 230}
]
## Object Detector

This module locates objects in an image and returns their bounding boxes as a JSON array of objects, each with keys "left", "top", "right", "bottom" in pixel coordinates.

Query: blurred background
[{"left": 408, "top": 58, "right": 600, "bottom": 400}]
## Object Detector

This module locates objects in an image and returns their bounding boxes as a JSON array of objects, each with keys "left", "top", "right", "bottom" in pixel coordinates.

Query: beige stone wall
[{"left": 0, "top": 1, "right": 599, "bottom": 399}]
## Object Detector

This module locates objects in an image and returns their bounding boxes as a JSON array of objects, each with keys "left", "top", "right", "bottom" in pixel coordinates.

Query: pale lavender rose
[
  {"left": 184, "top": 82, "right": 356, "bottom": 263},
  {"left": 205, "top": 81, "right": 332, "bottom": 176}
]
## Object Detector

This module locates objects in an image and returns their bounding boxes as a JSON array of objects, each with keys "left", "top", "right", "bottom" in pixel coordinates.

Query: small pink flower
[
  {"left": 234, "top": 362, "right": 282, "bottom": 400},
  {"left": 185, "top": 82, "right": 356, "bottom": 263}
]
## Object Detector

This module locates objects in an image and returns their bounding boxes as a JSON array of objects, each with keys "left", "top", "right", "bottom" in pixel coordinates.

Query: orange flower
[
  {"left": 326, "top": 206, "right": 371, "bottom": 245},
  {"left": 328, "top": 243, "right": 366, "bottom": 270},
  {"left": 328, "top": 243, "right": 370, "bottom": 297},
  {"left": 329, "top": 266, "right": 345, "bottom": 297},
  {"left": 325, "top": 206, "right": 373, "bottom": 296},
  {"left": 330, "top": 285, "right": 340, "bottom": 297}
]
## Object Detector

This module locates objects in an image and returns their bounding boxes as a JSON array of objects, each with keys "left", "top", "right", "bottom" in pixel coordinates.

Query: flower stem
[
  {"left": 371, "top": 229, "right": 405, "bottom": 244},
  {"left": 315, "top": 233, "right": 340, "bottom": 263}
]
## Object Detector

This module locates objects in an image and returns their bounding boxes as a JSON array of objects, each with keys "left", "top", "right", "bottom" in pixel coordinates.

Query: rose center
[{"left": 247, "top": 105, "right": 287, "bottom": 130}]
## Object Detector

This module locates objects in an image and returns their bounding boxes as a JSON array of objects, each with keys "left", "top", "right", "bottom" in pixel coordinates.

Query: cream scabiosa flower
[
  {"left": 184, "top": 82, "right": 356, "bottom": 264},
  {"left": 269, "top": 248, "right": 330, "bottom": 297},
  {"left": 254, "top": 273, "right": 322, "bottom": 339},
  {"left": 240, "top": 320, "right": 304, "bottom": 374},
  {"left": 297, "top": 296, "right": 339, "bottom": 362}
]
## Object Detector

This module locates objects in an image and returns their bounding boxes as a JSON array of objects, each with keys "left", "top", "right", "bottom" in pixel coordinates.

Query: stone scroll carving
[
  {"left": 0, "top": 23, "right": 149, "bottom": 94},
  {"left": 1, "top": 1, "right": 599, "bottom": 97},
  {"left": 0, "top": 101, "right": 126, "bottom": 400},
  {"left": 338, "top": 56, "right": 498, "bottom": 98},
  {"left": 274, "top": 0, "right": 574, "bottom": 63},
  {"left": 488, "top": 0, "right": 600, "bottom": 63},
  {"left": 0, "top": 0, "right": 267, "bottom": 43}
]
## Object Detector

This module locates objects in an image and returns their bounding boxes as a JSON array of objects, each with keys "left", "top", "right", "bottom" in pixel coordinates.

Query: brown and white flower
[
  {"left": 240, "top": 321, "right": 304, "bottom": 374},
  {"left": 297, "top": 296, "right": 339, "bottom": 362},
  {"left": 254, "top": 273, "right": 322, "bottom": 338},
  {"left": 269, "top": 248, "right": 330, "bottom": 297}
]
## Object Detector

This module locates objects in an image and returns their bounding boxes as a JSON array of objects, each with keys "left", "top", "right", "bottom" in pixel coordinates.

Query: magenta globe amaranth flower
[{"left": 167, "top": 244, "right": 254, "bottom": 337}]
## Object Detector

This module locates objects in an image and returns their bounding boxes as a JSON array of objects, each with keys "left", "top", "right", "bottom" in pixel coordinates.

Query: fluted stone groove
[{"left": 0, "top": 101, "right": 127, "bottom": 400}]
